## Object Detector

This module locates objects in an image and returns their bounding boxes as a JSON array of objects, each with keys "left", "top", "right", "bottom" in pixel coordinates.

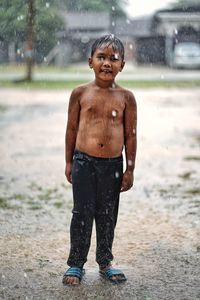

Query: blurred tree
[
  {"left": 59, "top": 0, "right": 127, "bottom": 17},
  {"left": 0, "top": 0, "right": 64, "bottom": 63}
]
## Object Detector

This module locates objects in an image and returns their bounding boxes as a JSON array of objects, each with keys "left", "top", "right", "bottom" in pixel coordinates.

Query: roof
[{"left": 62, "top": 12, "right": 110, "bottom": 30}]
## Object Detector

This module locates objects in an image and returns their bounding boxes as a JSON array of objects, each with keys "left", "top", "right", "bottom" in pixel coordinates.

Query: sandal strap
[
  {"left": 104, "top": 268, "right": 124, "bottom": 278},
  {"left": 63, "top": 267, "right": 83, "bottom": 279}
]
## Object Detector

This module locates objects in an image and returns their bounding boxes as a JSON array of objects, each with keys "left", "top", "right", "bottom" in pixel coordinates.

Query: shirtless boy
[{"left": 63, "top": 34, "right": 137, "bottom": 285}]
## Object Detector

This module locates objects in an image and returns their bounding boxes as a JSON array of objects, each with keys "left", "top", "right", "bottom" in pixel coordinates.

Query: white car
[{"left": 173, "top": 42, "right": 200, "bottom": 69}]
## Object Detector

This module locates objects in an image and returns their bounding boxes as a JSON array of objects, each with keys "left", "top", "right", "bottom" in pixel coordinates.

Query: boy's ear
[
  {"left": 88, "top": 57, "right": 93, "bottom": 69},
  {"left": 120, "top": 61, "right": 125, "bottom": 72}
]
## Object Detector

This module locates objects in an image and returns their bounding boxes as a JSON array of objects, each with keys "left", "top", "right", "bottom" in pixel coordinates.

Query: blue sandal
[
  {"left": 62, "top": 267, "right": 85, "bottom": 285},
  {"left": 99, "top": 267, "right": 127, "bottom": 284}
]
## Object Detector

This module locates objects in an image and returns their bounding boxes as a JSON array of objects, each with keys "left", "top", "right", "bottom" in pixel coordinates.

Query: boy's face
[{"left": 88, "top": 44, "right": 125, "bottom": 82}]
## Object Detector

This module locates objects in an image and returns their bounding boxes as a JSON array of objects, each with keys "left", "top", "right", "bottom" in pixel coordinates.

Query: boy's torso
[{"left": 75, "top": 84, "right": 126, "bottom": 158}]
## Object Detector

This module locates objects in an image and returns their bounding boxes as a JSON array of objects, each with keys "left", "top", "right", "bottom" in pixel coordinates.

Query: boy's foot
[
  {"left": 99, "top": 264, "right": 127, "bottom": 284},
  {"left": 62, "top": 267, "right": 84, "bottom": 285}
]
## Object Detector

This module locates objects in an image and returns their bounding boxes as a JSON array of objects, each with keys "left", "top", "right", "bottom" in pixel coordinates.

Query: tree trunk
[{"left": 26, "top": 0, "right": 35, "bottom": 81}]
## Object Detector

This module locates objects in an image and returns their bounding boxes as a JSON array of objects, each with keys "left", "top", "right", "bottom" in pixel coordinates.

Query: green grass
[
  {"left": 185, "top": 188, "right": 200, "bottom": 195},
  {"left": 184, "top": 156, "right": 200, "bottom": 161},
  {"left": 1, "top": 79, "right": 200, "bottom": 90}
]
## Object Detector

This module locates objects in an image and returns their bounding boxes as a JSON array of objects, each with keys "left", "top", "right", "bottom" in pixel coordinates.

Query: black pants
[{"left": 67, "top": 150, "right": 123, "bottom": 268}]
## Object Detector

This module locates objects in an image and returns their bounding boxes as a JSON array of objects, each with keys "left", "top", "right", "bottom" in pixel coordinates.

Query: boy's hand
[
  {"left": 120, "top": 170, "right": 134, "bottom": 192},
  {"left": 65, "top": 163, "right": 72, "bottom": 184}
]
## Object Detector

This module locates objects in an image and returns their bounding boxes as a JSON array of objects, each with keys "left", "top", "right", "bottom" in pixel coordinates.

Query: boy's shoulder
[
  {"left": 71, "top": 82, "right": 92, "bottom": 95},
  {"left": 116, "top": 84, "right": 136, "bottom": 104}
]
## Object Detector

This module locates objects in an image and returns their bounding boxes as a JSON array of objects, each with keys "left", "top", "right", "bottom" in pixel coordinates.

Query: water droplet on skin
[
  {"left": 112, "top": 83, "right": 116, "bottom": 88},
  {"left": 128, "top": 160, "right": 133, "bottom": 166},
  {"left": 112, "top": 110, "right": 117, "bottom": 117},
  {"left": 115, "top": 171, "right": 119, "bottom": 178},
  {"left": 114, "top": 53, "right": 119, "bottom": 60}
]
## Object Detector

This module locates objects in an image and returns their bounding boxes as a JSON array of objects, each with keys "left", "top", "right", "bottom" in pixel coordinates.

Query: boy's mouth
[{"left": 101, "top": 69, "right": 112, "bottom": 74}]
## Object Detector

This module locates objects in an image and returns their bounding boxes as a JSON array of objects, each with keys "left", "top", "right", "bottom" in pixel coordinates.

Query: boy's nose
[{"left": 103, "top": 59, "right": 111, "bottom": 67}]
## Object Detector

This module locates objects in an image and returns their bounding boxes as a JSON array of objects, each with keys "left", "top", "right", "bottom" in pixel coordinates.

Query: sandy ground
[{"left": 0, "top": 87, "right": 200, "bottom": 300}]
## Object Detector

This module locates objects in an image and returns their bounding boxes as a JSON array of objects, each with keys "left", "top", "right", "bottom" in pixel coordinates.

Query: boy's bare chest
[{"left": 80, "top": 92, "right": 125, "bottom": 119}]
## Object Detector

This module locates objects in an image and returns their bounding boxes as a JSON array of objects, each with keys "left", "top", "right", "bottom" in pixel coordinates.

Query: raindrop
[
  {"left": 174, "top": 29, "right": 178, "bottom": 35},
  {"left": 129, "top": 44, "right": 133, "bottom": 50},
  {"left": 112, "top": 110, "right": 117, "bottom": 117},
  {"left": 46, "top": 2, "right": 50, "bottom": 8},
  {"left": 112, "top": 6, "right": 115, "bottom": 11},
  {"left": 24, "top": 272, "right": 27, "bottom": 278},
  {"left": 106, "top": 209, "right": 108, "bottom": 214},
  {"left": 161, "top": 74, "right": 164, "bottom": 80},
  {"left": 114, "top": 53, "right": 119, "bottom": 59},
  {"left": 128, "top": 160, "right": 133, "bottom": 166},
  {"left": 112, "top": 83, "right": 116, "bottom": 88},
  {"left": 112, "top": 21, "right": 115, "bottom": 27},
  {"left": 44, "top": 57, "right": 47, "bottom": 62},
  {"left": 17, "top": 15, "right": 24, "bottom": 21},
  {"left": 126, "top": 19, "right": 130, "bottom": 24},
  {"left": 17, "top": 49, "right": 21, "bottom": 54},
  {"left": 115, "top": 171, "right": 119, "bottom": 178},
  {"left": 81, "top": 221, "right": 84, "bottom": 226}
]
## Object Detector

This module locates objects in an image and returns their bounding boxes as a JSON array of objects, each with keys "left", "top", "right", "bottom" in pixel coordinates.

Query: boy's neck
[{"left": 94, "top": 78, "right": 116, "bottom": 89}]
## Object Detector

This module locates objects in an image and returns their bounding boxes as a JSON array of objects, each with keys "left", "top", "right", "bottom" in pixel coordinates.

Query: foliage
[
  {"left": 0, "top": 0, "right": 65, "bottom": 61},
  {"left": 59, "top": 0, "right": 128, "bottom": 17},
  {"left": 0, "top": 0, "right": 27, "bottom": 43}
]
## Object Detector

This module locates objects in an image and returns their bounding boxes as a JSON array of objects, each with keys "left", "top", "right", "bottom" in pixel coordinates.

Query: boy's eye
[
  {"left": 111, "top": 54, "right": 120, "bottom": 61},
  {"left": 97, "top": 55, "right": 105, "bottom": 61}
]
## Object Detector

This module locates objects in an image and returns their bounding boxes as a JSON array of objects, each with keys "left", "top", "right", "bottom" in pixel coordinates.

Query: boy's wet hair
[{"left": 91, "top": 34, "right": 125, "bottom": 61}]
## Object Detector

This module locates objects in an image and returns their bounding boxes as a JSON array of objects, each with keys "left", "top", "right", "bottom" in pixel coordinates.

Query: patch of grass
[
  {"left": 0, "top": 197, "right": 11, "bottom": 209},
  {"left": 12, "top": 193, "right": 27, "bottom": 201},
  {"left": 53, "top": 201, "right": 63, "bottom": 209},
  {"left": 28, "top": 182, "right": 43, "bottom": 191},
  {"left": 0, "top": 79, "right": 200, "bottom": 90},
  {"left": 179, "top": 171, "right": 193, "bottom": 180},
  {"left": 38, "top": 187, "right": 59, "bottom": 201},
  {"left": 184, "top": 156, "right": 200, "bottom": 161},
  {"left": 185, "top": 188, "right": 200, "bottom": 195},
  {"left": 29, "top": 204, "right": 42, "bottom": 210}
]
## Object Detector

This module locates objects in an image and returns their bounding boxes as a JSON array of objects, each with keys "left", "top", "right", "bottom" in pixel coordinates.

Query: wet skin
[{"left": 64, "top": 44, "right": 137, "bottom": 285}]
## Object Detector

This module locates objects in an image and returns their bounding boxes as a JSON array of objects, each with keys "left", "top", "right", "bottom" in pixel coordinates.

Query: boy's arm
[
  {"left": 121, "top": 90, "right": 137, "bottom": 192},
  {"left": 65, "top": 88, "right": 81, "bottom": 183}
]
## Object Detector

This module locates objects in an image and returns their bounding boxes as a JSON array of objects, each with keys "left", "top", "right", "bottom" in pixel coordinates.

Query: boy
[{"left": 63, "top": 34, "right": 137, "bottom": 285}]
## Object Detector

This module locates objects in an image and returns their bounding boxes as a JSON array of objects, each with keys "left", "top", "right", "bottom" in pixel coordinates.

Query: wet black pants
[{"left": 67, "top": 150, "right": 123, "bottom": 268}]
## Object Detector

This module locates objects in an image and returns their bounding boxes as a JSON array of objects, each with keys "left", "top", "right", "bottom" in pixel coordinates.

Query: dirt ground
[{"left": 0, "top": 87, "right": 200, "bottom": 300}]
